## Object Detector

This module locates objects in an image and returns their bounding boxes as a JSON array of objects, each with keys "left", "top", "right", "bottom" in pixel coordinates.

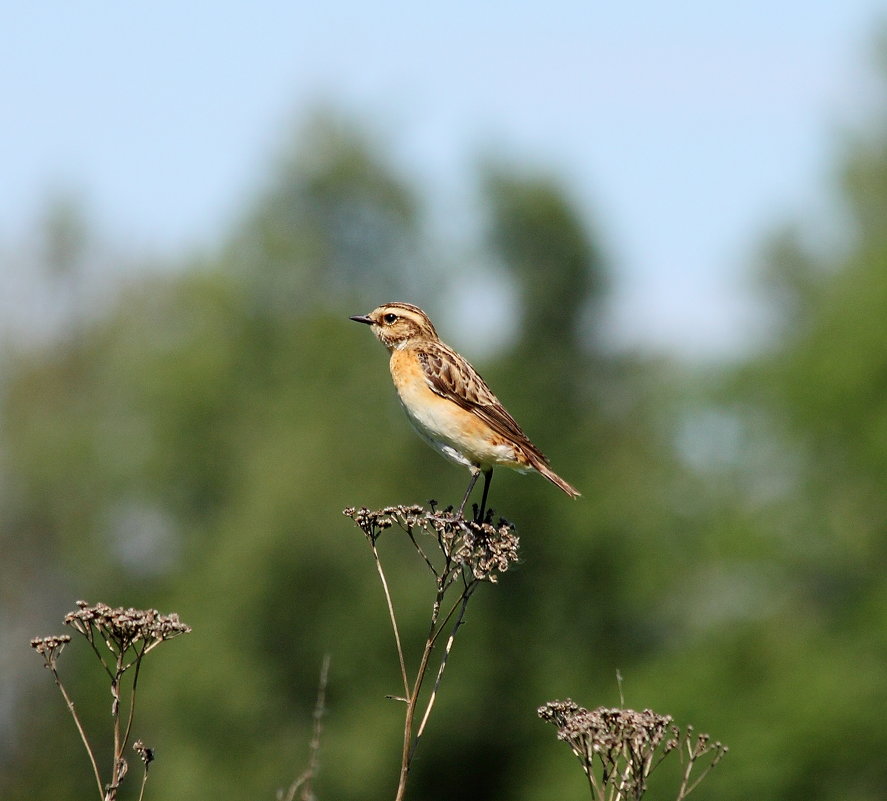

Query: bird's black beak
[{"left": 349, "top": 314, "right": 374, "bottom": 325}]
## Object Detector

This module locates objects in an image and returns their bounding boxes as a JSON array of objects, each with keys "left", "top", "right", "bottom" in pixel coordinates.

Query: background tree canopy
[{"left": 2, "top": 55, "right": 887, "bottom": 801}]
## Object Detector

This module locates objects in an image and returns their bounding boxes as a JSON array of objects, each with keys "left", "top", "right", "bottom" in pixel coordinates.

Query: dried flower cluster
[
  {"left": 64, "top": 600, "right": 191, "bottom": 657},
  {"left": 343, "top": 503, "right": 519, "bottom": 582},
  {"left": 540, "top": 699, "right": 676, "bottom": 763},
  {"left": 133, "top": 740, "right": 154, "bottom": 769},
  {"left": 30, "top": 634, "right": 73, "bottom": 668},
  {"left": 538, "top": 699, "right": 727, "bottom": 801}
]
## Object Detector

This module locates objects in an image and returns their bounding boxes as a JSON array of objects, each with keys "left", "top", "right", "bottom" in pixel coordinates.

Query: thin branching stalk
[
  {"left": 395, "top": 571, "right": 457, "bottom": 801},
  {"left": 414, "top": 587, "right": 473, "bottom": 742},
  {"left": 50, "top": 660, "right": 105, "bottom": 798},
  {"left": 121, "top": 645, "right": 146, "bottom": 757},
  {"left": 278, "top": 654, "right": 331, "bottom": 801},
  {"left": 345, "top": 504, "right": 518, "bottom": 801},
  {"left": 31, "top": 602, "right": 190, "bottom": 801},
  {"left": 133, "top": 740, "right": 154, "bottom": 801},
  {"left": 372, "top": 543, "right": 410, "bottom": 700},
  {"left": 136, "top": 767, "right": 149, "bottom": 801}
]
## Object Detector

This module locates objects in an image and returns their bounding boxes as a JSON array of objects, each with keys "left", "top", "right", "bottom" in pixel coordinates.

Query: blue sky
[{"left": 3, "top": 2, "right": 885, "bottom": 357}]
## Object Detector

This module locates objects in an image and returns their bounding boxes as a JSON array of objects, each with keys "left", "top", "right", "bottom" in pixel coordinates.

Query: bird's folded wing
[{"left": 418, "top": 344, "right": 549, "bottom": 463}]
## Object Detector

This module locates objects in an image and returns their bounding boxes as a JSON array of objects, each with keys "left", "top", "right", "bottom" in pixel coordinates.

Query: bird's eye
[{"left": 383, "top": 313, "right": 398, "bottom": 324}]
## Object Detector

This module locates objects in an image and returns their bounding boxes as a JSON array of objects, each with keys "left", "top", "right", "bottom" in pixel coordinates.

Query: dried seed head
[
  {"left": 539, "top": 699, "right": 727, "bottom": 799},
  {"left": 539, "top": 700, "right": 675, "bottom": 757},
  {"left": 133, "top": 739, "right": 155, "bottom": 768},
  {"left": 64, "top": 601, "right": 191, "bottom": 655},
  {"left": 30, "top": 634, "right": 72, "bottom": 668},
  {"left": 344, "top": 504, "right": 519, "bottom": 582}
]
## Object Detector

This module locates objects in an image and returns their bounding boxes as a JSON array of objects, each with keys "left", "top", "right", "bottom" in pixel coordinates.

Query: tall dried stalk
[
  {"left": 344, "top": 503, "right": 519, "bottom": 801},
  {"left": 31, "top": 601, "right": 190, "bottom": 801},
  {"left": 277, "top": 654, "right": 331, "bottom": 801}
]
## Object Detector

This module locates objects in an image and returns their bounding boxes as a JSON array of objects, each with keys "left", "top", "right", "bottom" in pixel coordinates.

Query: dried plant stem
[
  {"left": 345, "top": 505, "right": 519, "bottom": 801},
  {"left": 107, "top": 648, "right": 143, "bottom": 801},
  {"left": 135, "top": 766, "right": 149, "bottom": 801},
  {"left": 676, "top": 756, "right": 696, "bottom": 801},
  {"left": 122, "top": 644, "right": 146, "bottom": 746},
  {"left": 675, "top": 731, "right": 727, "bottom": 801},
  {"left": 583, "top": 745, "right": 603, "bottom": 800},
  {"left": 303, "top": 654, "right": 330, "bottom": 801},
  {"left": 614, "top": 759, "right": 635, "bottom": 801},
  {"left": 392, "top": 578, "right": 440, "bottom": 801},
  {"left": 49, "top": 665, "right": 105, "bottom": 798},
  {"left": 372, "top": 543, "right": 410, "bottom": 700},
  {"left": 415, "top": 588, "right": 473, "bottom": 741},
  {"left": 278, "top": 655, "right": 331, "bottom": 801},
  {"left": 392, "top": 557, "right": 477, "bottom": 801}
]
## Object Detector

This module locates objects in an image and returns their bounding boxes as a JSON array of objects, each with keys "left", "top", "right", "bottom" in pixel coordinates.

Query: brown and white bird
[{"left": 350, "top": 302, "right": 580, "bottom": 519}]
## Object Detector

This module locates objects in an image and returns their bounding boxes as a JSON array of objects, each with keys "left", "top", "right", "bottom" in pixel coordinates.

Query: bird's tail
[{"left": 531, "top": 457, "right": 581, "bottom": 498}]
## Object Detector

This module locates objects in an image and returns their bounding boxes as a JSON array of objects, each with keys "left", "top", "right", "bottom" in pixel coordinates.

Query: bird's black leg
[
  {"left": 457, "top": 467, "right": 481, "bottom": 518},
  {"left": 477, "top": 469, "right": 493, "bottom": 522}
]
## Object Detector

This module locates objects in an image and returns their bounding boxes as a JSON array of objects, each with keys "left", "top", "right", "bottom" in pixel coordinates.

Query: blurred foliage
[{"left": 3, "top": 53, "right": 887, "bottom": 800}]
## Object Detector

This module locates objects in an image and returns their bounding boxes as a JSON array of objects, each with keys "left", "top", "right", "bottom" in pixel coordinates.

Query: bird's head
[{"left": 350, "top": 302, "right": 439, "bottom": 350}]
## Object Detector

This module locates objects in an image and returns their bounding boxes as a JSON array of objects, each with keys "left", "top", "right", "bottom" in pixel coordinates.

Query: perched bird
[{"left": 350, "top": 302, "right": 580, "bottom": 519}]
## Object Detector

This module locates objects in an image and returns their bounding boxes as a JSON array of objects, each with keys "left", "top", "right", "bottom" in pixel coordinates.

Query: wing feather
[{"left": 417, "top": 343, "right": 549, "bottom": 464}]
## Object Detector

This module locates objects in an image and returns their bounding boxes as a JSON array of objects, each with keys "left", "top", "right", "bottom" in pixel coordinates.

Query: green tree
[
  {"left": 658, "top": 40, "right": 887, "bottom": 801},
  {"left": 2, "top": 109, "right": 685, "bottom": 801},
  {"left": 0, "top": 113, "right": 429, "bottom": 801}
]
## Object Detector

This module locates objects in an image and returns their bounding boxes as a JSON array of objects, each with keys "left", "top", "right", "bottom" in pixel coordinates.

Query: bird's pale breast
[{"left": 388, "top": 348, "right": 525, "bottom": 471}]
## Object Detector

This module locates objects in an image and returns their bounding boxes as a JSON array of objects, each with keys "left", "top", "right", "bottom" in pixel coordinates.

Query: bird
[{"left": 350, "top": 302, "right": 580, "bottom": 520}]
